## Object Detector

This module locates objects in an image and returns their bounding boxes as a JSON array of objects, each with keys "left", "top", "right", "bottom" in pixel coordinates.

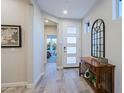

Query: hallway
[
  {"left": 25, "top": 63, "right": 94, "bottom": 93},
  {"left": 1, "top": 0, "right": 122, "bottom": 93}
]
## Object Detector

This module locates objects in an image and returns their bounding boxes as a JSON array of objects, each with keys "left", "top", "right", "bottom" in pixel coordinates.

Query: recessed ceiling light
[
  {"left": 63, "top": 10, "right": 68, "bottom": 14},
  {"left": 45, "top": 20, "right": 49, "bottom": 23}
]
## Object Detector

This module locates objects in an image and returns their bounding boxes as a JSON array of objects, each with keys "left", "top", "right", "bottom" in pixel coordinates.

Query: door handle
[
  {"left": 64, "top": 46, "right": 66, "bottom": 50},
  {"left": 64, "top": 47, "right": 67, "bottom": 52}
]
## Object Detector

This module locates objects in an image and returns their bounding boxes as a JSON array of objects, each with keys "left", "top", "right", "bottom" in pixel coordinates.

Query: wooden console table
[{"left": 79, "top": 57, "right": 115, "bottom": 93}]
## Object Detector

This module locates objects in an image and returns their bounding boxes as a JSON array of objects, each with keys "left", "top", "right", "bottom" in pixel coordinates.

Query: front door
[{"left": 63, "top": 22, "right": 81, "bottom": 67}]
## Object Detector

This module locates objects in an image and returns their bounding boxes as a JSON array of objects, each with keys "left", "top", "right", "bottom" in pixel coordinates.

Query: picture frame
[{"left": 1, "top": 25, "right": 22, "bottom": 48}]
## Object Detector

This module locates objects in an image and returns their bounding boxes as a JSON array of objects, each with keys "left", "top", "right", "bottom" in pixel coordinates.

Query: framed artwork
[{"left": 1, "top": 25, "right": 21, "bottom": 48}]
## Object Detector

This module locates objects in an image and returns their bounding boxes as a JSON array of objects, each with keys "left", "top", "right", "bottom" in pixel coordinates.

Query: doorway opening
[
  {"left": 44, "top": 19, "right": 58, "bottom": 64},
  {"left": 47, "top": 35, "right": 57, "bottom": 63}
]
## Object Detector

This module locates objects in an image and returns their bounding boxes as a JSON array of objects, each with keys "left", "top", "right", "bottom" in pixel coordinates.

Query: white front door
[{"left": 63, "top": 22, "right": 81, "bottom": 67}]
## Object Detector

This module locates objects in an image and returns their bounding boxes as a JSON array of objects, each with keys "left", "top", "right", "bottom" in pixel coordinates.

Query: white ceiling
[
  {"left": 36, "top": 0, "right": 97, "bottom": 19},
  {"left": 44, "top": 19, "right": 57, "bottom": 26}
]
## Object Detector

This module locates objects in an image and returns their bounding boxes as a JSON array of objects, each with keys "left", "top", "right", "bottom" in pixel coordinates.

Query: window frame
[
  {"left": 91, "top": 19, "right": 105, "bottom": 58},
  {"left": 118, "top": 0, "right": 122, "bottom": 17},
  {"left": 112, "top": 0, "right": 122, "bottom": 20}
]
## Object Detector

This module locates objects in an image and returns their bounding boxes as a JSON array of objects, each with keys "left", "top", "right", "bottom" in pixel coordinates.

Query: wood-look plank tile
[{"left": 24, "top": 63, "right": 94, "bottom": 93}]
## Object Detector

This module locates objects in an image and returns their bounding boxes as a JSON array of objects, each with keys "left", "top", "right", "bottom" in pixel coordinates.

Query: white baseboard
[
  {"left": 26, "top": 84, "right": 33, "bottom": 89},
  {"left": 34, "top": 72, "right": 45, "bottom": 87},
  {"left": 57, "top": 66, "right": 63, "bottom": 70},
  {"left": 26, "top": 72, "right": 45, "bottom": 89},
  {"left": 1, "top": 82, "right": 28, "bottom": 88},
  {"left": 1, "top": 72, "right": 45, "bottom": 89}
]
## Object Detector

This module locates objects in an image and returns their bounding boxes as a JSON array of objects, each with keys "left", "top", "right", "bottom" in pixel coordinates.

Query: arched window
[{"left": 91, "top": 19, "right": 105, "bottom": 58}]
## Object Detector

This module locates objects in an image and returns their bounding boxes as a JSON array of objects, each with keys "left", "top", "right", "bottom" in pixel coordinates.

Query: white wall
[
  {"left": 1, "top": 0, "right": 45, "bottom": 87},
  {"left": 44, "top": 25, "right": 57, "bottom": 36},
  {"left": 1, "top": 0, "right": 28, "bottom": 83},
  {"left": 33, "top": 4, "right": 45, "bottom": 83},
  {"left": 82, "top": 0, "right": 122, "bottom": 93}
]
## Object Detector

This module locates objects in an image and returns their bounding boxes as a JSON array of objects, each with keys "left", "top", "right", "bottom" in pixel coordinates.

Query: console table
[{"left": 79, "top": 57, "right": 115, "bottom": 93}]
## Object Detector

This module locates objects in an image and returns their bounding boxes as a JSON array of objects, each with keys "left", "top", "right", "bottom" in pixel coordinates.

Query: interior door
[{"left": 63, "top": 23, "right": 81, "bottom": 67}]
